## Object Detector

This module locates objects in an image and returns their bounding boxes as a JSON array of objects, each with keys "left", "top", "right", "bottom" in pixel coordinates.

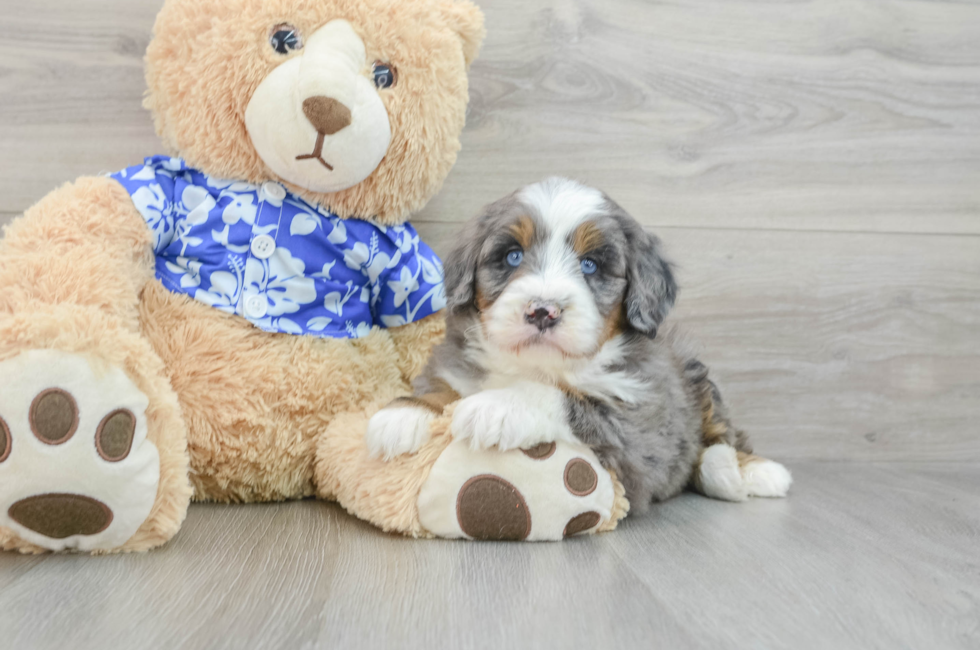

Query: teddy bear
[{"left": 0, "top": 0, "right": 628, "bottom": 554}]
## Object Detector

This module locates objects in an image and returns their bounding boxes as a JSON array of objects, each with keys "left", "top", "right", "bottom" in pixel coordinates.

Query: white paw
[
  {"left": 697, "top": 444, "right": 748, "bottom": 502},
  {"left": 742, "top": 459, "right": 792, "bottom": 498},
  {"left": 0, "top": 350, "right": 159, "bottom": 552},
  {"left": 451, "top": 390, "right": 569, "bottom": 453},
  {"left": 365, "top": 406, "right": 434, "bottom": 461}
]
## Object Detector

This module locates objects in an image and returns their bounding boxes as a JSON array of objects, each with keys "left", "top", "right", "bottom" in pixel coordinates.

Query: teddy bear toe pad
[
  {"left": 0, "top": 350, "right": 159, "bottom": 551},
  {"left": 418, "top": 439, "right": 618, "bottom": 541}
]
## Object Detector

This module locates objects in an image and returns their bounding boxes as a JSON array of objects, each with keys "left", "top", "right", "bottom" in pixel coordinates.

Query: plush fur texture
[
  {"left": 0, "top": 0, "right": 482, "bottom": 552},
  {"left": 368, "top": 179, "right": 792, "bottom": 511}
]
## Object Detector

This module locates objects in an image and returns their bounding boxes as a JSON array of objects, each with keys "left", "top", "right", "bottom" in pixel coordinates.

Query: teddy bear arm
[{"left": 0, "top": 176, "right": 158, "bottom": 328}]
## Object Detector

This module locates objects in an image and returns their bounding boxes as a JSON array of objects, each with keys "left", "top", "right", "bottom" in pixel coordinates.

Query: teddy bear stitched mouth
[{"left": 295, "top": 133, "right": 335, "bottom": 171}]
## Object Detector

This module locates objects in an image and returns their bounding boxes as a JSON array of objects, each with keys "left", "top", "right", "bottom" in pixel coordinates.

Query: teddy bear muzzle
[{"left": 245, "top": 19, "right": 392, "bottom": 194}]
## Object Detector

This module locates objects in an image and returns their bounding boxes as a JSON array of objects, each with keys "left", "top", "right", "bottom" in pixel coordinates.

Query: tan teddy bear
[{"left": 0, "top": 0, "right": 628, "bottom": 554}]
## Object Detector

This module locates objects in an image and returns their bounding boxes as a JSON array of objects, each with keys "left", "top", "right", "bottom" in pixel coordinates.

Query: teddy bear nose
[{"left": 302, "top": 96, "right": 352, "bottom": 135}]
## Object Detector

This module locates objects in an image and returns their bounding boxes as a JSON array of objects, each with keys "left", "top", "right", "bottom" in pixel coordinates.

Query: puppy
[{"left": 366, "top": 178, "right": 791, "bottom": 510}]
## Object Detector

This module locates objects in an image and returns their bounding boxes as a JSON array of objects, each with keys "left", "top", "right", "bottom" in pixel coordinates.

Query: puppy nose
[
  {"left": 302, "top": 96, "right": 352, "bottom": 135},
  {"left": 525, "top": 301, "right": 561, "bottom": 331}
]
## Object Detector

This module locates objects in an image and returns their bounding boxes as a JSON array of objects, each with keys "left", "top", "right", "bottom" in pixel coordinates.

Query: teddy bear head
[{"left": 144, "top": 0, "right": 484, "bottom": 225}]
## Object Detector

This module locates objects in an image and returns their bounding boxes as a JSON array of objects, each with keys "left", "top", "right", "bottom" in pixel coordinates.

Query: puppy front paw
[
  {"left": 365, "top": 405, "right": 435, "bottom": 461},
  {"left": 451, "top": 390, "right": 571, "bottom": 452}
]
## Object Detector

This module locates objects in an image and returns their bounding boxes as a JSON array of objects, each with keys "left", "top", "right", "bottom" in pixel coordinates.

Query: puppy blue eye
[
  {"left": 581, "top": 258, "right": 598, "bottom": 275},
  {"left": 506, "top": 250, "right": 524, "bottom": 267}
]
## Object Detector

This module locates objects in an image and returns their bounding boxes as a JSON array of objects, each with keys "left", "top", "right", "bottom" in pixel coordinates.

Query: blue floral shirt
[{"left": 110, "top": 156, "right": 445, "bottom": 338}]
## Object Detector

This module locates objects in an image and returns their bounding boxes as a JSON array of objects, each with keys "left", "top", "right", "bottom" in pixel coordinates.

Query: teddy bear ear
[{"left": 438, "top": 0, "right": 486, "bottom": 68}]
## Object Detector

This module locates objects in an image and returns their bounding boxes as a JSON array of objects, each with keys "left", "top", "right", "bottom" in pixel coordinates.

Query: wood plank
[
  {"left": 1, "top": 0, "right": 979, "bottom": 234},
  {"left": 0, "top": 463, "right": 977, "bottom": 650}
]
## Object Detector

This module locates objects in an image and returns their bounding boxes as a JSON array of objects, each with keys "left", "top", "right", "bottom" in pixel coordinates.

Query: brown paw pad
[
  {"left": 96, "top": 409, "right": 137, "bottom": 462},
  {"left": 521, "top": 441, "right": 557, "bottom": 460},
  {"left": 564, "top": 511, "right": 601, "bottom": 537},
  {"left": 0, "top": 416, "right": 10, "bottom": 463},
  {"left": 30, "top": 388, "right": 79, "bottom": 445},
  {"left": 456, "top": 474, "right": 531, "bottom": 541},
  {"left": 8, "top": 493, "right": 114, "bottom": 539},
  {"left": 564, "top": 458, "right": 598, "bottom": 496}
]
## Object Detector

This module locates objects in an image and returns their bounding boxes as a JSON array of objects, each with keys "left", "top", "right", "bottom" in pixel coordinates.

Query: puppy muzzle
[{"left": 524, "top": 300, "right": 562, "bottom": 331}]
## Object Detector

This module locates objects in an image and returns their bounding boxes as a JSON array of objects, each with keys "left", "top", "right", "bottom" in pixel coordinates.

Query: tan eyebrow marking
[
  {"left": 509, "top": 215, "right": 535, "bottom": 250},
  {"left": 572, "top": 221, "right": 604, "bottom": 255}
]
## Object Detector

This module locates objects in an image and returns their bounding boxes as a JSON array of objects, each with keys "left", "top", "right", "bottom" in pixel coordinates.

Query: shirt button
[
  {"left": 251, "top": 234, "right": 276, "bottom": 260},
  {"left": 245, "top": 294, "right": 268, "bottom": 319},
  {"left": 261, "top": 181, "right": 286, "bottom": 202}
]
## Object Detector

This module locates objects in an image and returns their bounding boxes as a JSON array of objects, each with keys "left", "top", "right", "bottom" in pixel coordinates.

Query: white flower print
[
  {"left": 380, "top": 314, "right": 406, "bottom": 328},
  {"left": 343, "top": 233, "right": 391, "bottom": 284},
  {"left": 311, "top": 261, "right": 336, "bottom": 280},
  {"left": 243, "top": 247, "right": 317, "bottom": 316},
  {"left": 130, "top": 165, "right": 159, "bottom": 182},
  {"left": 306, "top": 316, "right": 334, "bottom": 332},
  {"left": 323, "top": 281, "right": 359, "bottom": 317},
  {"left": 327, "top": 218, "right": 347, "bottom": 245},
  {"left": 429, "top": 283, "right": 447, "bottom": 312},
  {"left": 206, "top": 176, "right": 257, "bottom": 193},
  {"left": 180, "top": 186, "right": 215, "bottom": 225},
  {"left": 420, "top": 255, "right": 443, "bottom": 285},
  {"left": 210, "top": 224, "right": 250, "bottom": 254},
  {"left": 221, "top": 192, "right": 258, "bottom": 226},
  {"left": 387, "top": 266, "right": 420, "bottom": 309},
  {"left": 253, "top": 316, "right": 303, "bottom": 335},
  {"left": 290, "top": 209, "right": 320, "bottom": 236},
  {"left": 160, "top": 157, "right": 185, "bottom": 173},
  {"left": 195, "top": 259, "right": 245, "bottom": 313},
  {"left": 346, "top": 321, "right": 373, "bottom": 338},
  {"left": 164, "top": 256, "right": 203, "bottom": 289},
  {"left": 131, "top": 184, "right": 172, "bottom": 249}
]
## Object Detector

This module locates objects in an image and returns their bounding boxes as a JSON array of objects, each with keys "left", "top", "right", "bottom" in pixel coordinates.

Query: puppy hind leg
[
  {"left": 692, "top": 444, "right": 747, "bottom": 502},
  {"left": 687, "top": 371, "right": 791, "bottom": 500},
  {"left": 688, "top": 363, "right": 751, "bottom": 501},
  {"left": 737, "top": 452, "right": 792, "bottom": 498}
]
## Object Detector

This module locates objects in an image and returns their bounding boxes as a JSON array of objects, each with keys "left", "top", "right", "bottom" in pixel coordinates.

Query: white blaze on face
[
  {"left": 484, "top": 178, "right": 608, "bottom": 359},
  {"left": 245, "top": 20, "right": 392, "bottom": 193}
]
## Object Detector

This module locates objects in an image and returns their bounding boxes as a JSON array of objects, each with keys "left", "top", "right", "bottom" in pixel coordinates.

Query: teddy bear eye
[
  {"left": 372, "top": 62, "right": 398, "bottom": 89},
  {"left": 270, "top": 24, "right": 303, "bottom": 55}
]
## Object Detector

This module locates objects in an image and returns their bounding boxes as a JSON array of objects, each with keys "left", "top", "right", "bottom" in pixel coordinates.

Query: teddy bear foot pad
[
  {"left": 0, "top": 350, "right": 160, "bottom": 552},
  {"left": 417, "top": 439, "right": 622, "bottom": 541}
]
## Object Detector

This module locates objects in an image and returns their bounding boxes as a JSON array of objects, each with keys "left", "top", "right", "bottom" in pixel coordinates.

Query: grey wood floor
[{"left": 1, "top": 0, "right": 978, "bottom": 648}]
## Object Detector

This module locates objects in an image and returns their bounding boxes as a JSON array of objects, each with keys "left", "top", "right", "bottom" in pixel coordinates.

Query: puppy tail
[{"left": 685, "top": 360, "right": 792, "bottom": 501}]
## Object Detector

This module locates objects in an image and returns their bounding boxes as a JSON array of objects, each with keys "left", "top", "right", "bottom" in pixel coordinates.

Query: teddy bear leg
[
  {"left": 314, "top": 407, "right": 629, "bottom": 540},
  {"left": 0, "top": 178, "right": 192, "bottom": 553},
  {"left": 0, "top": 311, "right": 191, "bottom": 553}
]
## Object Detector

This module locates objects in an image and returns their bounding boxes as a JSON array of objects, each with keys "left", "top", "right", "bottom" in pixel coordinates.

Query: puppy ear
[
  {"left": 623, "top": 225, "right": 677, "bottom": 338},
  {"left": 438, "top": 0, "right": 486, "bottom": 68},
  {"left": 443, "top": 222, "right": 482, "bottom": 313}
]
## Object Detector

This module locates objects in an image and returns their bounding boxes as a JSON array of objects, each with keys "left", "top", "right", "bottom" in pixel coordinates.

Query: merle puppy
[{"left": 367, "top": 178, "right": 791, "bottom": 510}]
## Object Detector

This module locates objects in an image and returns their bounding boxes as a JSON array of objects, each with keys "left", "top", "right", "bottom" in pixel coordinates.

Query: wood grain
[{"left": 0, "top": 463, "right": 977, "bottom": 650}]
